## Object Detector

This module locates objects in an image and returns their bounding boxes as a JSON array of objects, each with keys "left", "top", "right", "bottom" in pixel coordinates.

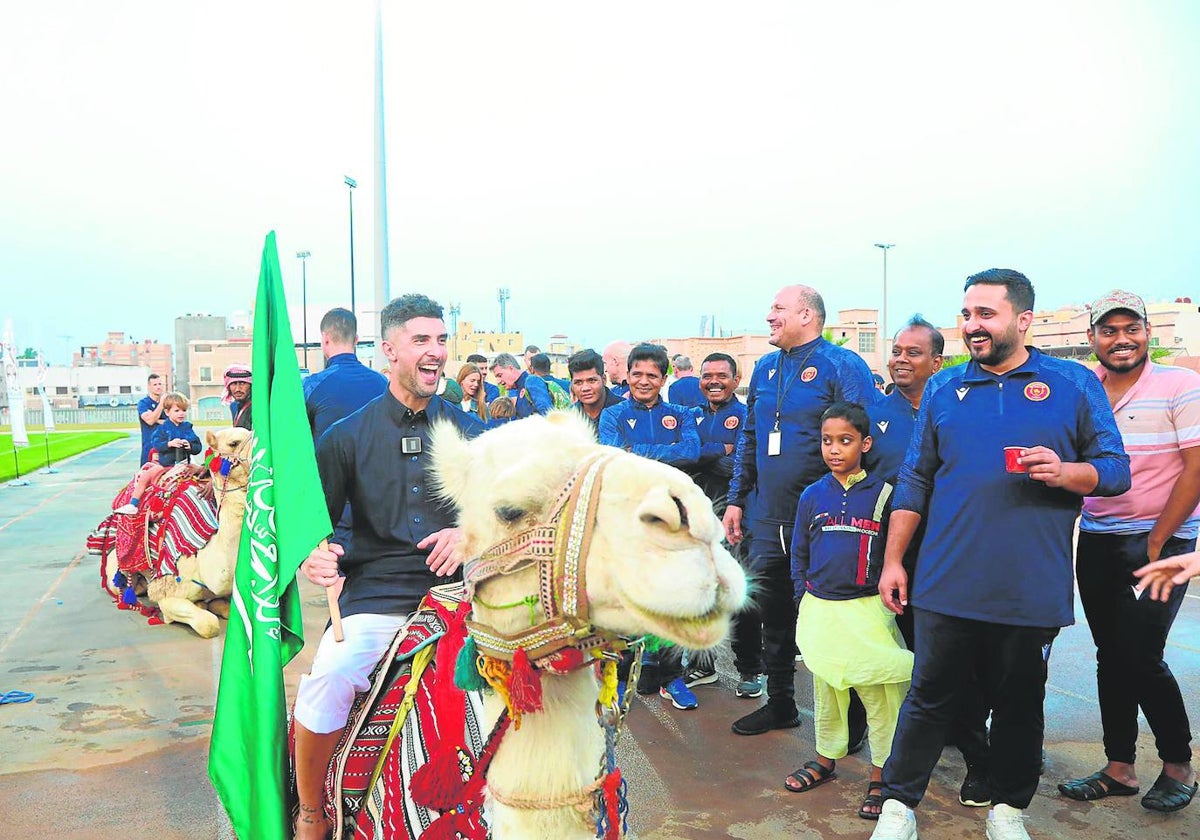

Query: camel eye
[{"left": 495, "top": 505, "right": 526, "bottom": 523}]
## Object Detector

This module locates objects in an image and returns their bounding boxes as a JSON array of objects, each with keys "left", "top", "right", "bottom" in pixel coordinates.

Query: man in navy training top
[
  {"left": 137, "top": 372, "right": 166, "bottom": 464},
  {"left": 303, "top": 307, "right": 388, "bottom": 559},
  {"left": 871, "top": 269, "right": 1131, "bottom": 840},
  {"left": 466, "top": 353, "right": 500, "bottom": 403},
  {"left": 568, "top": 348, "right": 623, "bottom": 436},
  {"left": 724, "top": 284, "right": 878, "bottom": 737},
  {"left": 490, "top": 352, "right": 552, "bottom": 418},
  {"left": 681, "top": 352, "right": 748, "bottom": 689},
  {"left": 600, "top": 342, "right": 701, "bottom": 710},
  {"left": 530, "top": 352, "right": 571, "bottom": 394},
  {"left": 293, "top": 294, "right": 486, "bottom": 840},
  {"left": 602, "top": 340, "right": 632, "bottom": 399},
  {"left": 668, "top": 355, "right": 705, "bottom": 408}
]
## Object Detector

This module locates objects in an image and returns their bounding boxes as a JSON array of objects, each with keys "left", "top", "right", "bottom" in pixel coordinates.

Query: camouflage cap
[{"left": 1089, "top": 289, "right": 1147, "bottom": 326}]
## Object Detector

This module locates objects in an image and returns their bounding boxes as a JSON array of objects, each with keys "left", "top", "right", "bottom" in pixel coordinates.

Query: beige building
[
  {"left": 73, "top": 331, "right": 172, "bottom": 386},
  {"left": 1025, "top": 298, "right": 1200, "bottom": 359},
  {"left": 186, "top": 337, "right": 324, "bottom": 410},
  {"left": 449, "top": 321, "right": 524, "bottom": 365}
]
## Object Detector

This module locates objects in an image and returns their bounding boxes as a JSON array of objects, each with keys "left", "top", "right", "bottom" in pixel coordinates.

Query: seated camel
[
  {"left": 101, "top": 427, "right": 253, "bottom": 638},
  {"left": 318, "top": 411, "right": 748, "bottom": 840}
]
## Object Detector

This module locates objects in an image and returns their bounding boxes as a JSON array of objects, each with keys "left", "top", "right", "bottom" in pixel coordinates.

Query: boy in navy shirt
[
  {"left": 150, "top": 392, "right": 202, "bottom": 467},
  {"left": 788, "top": 402, "right": 912, "bottom": 820}
]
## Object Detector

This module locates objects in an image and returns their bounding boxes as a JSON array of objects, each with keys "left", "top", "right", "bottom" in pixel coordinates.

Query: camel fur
[{"left": 430, "top": 410, "right": 748, "bottom": 839}]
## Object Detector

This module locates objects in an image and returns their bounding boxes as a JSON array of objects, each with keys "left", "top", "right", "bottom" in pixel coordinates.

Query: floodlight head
[{"left": 344, "top": 176, "right": 357, "bottom": 189}]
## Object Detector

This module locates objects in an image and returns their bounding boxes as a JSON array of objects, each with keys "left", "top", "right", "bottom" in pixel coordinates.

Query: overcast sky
[{"left": 2, "top": 1, "right": 1198, "bottom": 362}]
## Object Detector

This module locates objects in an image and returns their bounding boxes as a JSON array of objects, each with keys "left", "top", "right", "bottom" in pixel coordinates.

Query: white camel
[
  {"left": 430, "top": 410, "right": 748, "bottom": 840},
  {"left": 103, "top": 427, "right": 253, "bottom": 638}
]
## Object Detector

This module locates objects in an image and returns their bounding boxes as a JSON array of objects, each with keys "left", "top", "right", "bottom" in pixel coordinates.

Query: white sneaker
[
  {"left": 986, "top": 804, "right": 1030, "bottom": 840},
  {"left": 871, "top": 799, "right": 918, "bottom": 840},
  {"left": 114, "top": 503, "right": 140, "bottom": 516}
]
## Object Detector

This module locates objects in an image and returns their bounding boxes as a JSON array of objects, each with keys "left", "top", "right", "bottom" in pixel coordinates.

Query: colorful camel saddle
[
  {"left": 87, "top": 465, "right": 218, "bottom": 590},
  {"left": 298, "top": 584, "right": 490, "bottom": 840}
]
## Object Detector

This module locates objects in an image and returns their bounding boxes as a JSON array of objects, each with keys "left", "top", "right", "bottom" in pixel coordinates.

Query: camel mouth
[{"left": 618, "top": 586, "right": 731, "bottom": 650}]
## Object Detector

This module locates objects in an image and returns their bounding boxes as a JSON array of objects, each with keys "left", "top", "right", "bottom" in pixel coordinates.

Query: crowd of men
[{"left": 138, "top": 274, "right": 1196, "bottom": 839}]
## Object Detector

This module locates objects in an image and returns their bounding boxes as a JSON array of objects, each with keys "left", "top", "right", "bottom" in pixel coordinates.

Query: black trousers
[
  {"left": 1076, "top": 530, "right": 1194, "bottom": 764},
  {"left": 734, "top": 524, "right": 798, "bottom": 708},
  {"left": 728, "top": 533, "right": 766, "bottom": 678},
  {"left": 881, "top": 608, "right": 1058, "bottom": 810}
]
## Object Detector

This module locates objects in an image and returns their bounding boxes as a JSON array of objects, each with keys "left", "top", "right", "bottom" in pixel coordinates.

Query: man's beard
[{"left": 967, "top": 325, "right": 1020, "bottom": 367}]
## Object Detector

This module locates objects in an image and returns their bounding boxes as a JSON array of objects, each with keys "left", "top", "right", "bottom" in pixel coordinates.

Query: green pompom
[
  {"left": 454, "top": 635, "right": 486, "bottom": 692},
  {"left": 642, "top": 634, "right": 670, "bottom": 653}
]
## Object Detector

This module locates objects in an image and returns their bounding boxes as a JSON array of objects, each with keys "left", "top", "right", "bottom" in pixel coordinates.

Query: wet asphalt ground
[{"left": 0, "top": 435, "right": 1196, "bottom": 839}]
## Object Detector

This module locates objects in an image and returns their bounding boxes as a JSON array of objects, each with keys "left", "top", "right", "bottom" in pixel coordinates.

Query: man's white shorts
[{"left": 293, "top": 612, "right": 407, "bottom": 734}]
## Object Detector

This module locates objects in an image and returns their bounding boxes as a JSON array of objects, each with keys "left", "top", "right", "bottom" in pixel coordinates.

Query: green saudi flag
[{"left": 209, "top": 231, "right": 333, "bottom": 840}]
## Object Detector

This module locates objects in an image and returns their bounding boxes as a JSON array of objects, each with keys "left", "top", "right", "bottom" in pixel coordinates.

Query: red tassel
[
  {"left": 509, "top": 647, "right": 543, "bottom": 715},
  {"left": 410, "top": 745, "right": 467, "bottom": 811},
  {"left": 420, "top": 809, "right": 484, "bottom": 840},
  {"left": 602, "top": 768, "right": 623, "bottom": 840}
]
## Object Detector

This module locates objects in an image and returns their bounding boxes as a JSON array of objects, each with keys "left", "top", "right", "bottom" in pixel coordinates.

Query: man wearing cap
[
  {"left": 1057, "top": 290, "right": 1198, "bottom": 813},
  {"left": 872, "top": 269, "right": 1130, "bottom": 840},
  {"left": 224, "top": 365, "right": 252, "bottom": 430}
]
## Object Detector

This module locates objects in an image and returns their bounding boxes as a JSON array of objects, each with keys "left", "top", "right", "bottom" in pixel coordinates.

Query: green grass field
[{"left": 0, "top": 431, "right": 128, "bottom": 482}]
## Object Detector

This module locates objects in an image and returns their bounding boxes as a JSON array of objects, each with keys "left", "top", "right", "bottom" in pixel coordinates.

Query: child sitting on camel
[{"left": 115, "top": 392, "right": 201, "bottom": 515}]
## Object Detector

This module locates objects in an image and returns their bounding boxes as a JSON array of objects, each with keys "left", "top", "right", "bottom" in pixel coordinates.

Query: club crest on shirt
[
  {"left": 800, "top": 366, "right": 818, "bottom": 383},
  {"left": 724, "top": 415, "right": 740, "bottom": 430},
  {"left": 1024, "top": 381, "right": 1050, "bottom": 402},
  {"left": 626, "top": 418, "right": 636, "bottom": 429},
  {"left": 661, "top": 414, "right": 678, "bottom": 430},
  {"left": 876, "top": 420, "right": 889, "bottom": 434}
]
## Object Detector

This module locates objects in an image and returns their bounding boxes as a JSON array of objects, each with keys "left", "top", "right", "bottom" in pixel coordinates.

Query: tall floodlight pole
[
  {"left": 874, "top": 243, "right": 894, "bottom": 348},
  {"left": 498, "top": 287, "right": 511, "bottom": 333},
  {"left": 448, "top": 303, "right": 461, "bottom": 361},
  {"left": 345, "top": 176, "right": 358, "bottom": 317},
  {"left": 296, "top": 251, "right": 311, "bottom": 369}
]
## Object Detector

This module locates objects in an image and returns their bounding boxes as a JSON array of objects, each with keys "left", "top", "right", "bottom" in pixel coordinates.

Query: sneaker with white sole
[
  {"left": 684, "top": 666, "right": 718, "bottom": 688},
  {"left": 735, "top": 673, "right": 764, "bottom": 698},
  {"left": 870, "top": 799, "right": 917, "bottom": 840},
  {"left": 114, "top": 503, "right": 140, "bottom": 516},
  {"left": 659, "top": 677, "right": 699, "bottom": 710},
  {"left": 959, "top": 765, "right": 992, "bottom": 807},
  {"left": 986, "top": 804, "right": 1030, "bottom": 840}
]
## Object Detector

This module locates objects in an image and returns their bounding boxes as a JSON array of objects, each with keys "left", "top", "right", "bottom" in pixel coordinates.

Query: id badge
[{"left": 767, "top": 430, "right": 782, "bottom": 456}]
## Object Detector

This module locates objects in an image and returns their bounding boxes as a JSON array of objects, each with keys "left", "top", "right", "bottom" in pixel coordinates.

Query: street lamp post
[
  {"left": 345, "top": 176, "right": 358, "bottom": 317},
  {"left": 874, "top": 243, "right": 894, "bottom": 349},
  {"left": 448, "top": 303, "right": 461, "bottom": 362},
  {"left": 296, "top": 251, "right": 311, "bottom": 369}
]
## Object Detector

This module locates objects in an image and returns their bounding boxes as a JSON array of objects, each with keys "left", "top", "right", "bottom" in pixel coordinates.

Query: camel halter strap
[{"left": 463, "top": 450, "right": 618, "bottom": 665}]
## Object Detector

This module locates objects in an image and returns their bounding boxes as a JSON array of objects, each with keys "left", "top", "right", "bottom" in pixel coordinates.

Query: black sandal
[
  {"left": 1141, "top": 773, "right": 1198, "bottom": 813},
  {"left": 784, "top": 760, "right": 837, "bottom": 793},
  {"left": 1057, "top": 771, "right": 1139, "bottom": 801},
  {"left": 859, "top": 780, "right": 884, "bottom": 820}
]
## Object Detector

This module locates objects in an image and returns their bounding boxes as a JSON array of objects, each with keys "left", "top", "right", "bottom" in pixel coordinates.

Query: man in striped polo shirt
[{"left": 1059, "top": 289, "right": 1198, "bottom": 813}]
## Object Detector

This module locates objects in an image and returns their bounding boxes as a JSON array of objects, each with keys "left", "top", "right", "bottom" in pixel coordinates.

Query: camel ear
[
  {"left": 206, "top": 429, "right": 218, "bottom": 448},
  {"left": 429, "top": 420, "right": 473, "bottom": 504}
]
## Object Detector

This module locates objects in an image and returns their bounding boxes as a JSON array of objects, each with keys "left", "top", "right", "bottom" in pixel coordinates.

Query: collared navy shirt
[
  {"left": 316, "top": 390, "right": 486, "bottom": 618},
  {"left": 865, "top": 389, "right": 920, "bottom": 486},
  {"left": 574, "top": 388, "right": 625, "bottom": 438},
  {"left": 668, "top": 376, "right": 705, "bottom": 408},
  {"left": 689, "top": 397, "right": 747, "bottom": 506},
  {"left": 150, "top": 418, "right": 201, "bottom": 467},
  {"left": 895, "top": 348, "right": 1130, "bottom": 627},
  {"left": 728, "top": 336, "right": 879, "bottom": 527},
  {"left": 303, "top": 352, "right": 388, "bottom": 441},
  {"left": 599, "top": 398, "right": 700, "bottom": 467},
  {"left": 137, "top": 394, "right": 162, "bottom": 464}
]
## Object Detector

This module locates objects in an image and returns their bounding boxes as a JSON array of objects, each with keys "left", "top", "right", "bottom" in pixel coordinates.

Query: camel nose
[{"left": 636, "top": 484, "right": 688, "bottom": 532}]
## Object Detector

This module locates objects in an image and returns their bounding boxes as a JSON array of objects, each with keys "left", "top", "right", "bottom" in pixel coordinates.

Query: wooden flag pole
[{"left": 319, "top": 539, "right": 345, "bottom": 642}]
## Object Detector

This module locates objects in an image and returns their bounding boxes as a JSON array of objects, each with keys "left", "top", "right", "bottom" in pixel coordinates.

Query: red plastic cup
[{"left": 1004, "top": 446, "right": 1028, "bottom": 474}]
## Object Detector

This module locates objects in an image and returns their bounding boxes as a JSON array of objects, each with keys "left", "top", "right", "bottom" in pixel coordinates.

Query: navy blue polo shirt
[
  {"left": 791, "top": 471, "right": 893, "bottom": 601},
  {"left": 303, "top": 352, "right": 388, "bottom": 441},
  {"left": 512, "top": 371, "right": 553, "bottom": 417},
  {"left": 865, "top": 390, "right": 920, "bottom": 485},
  {"left": 668, "top": 376, "right": 705, "bottom": 408},
  {"left": 137, "top": 394, "right": 162, "bottom": 464},
  {"left": 599, "top": 398, "right": 700, "bottom": 467},
  {"left": 895, "top": 349, "right": 1130, "bottom": 627},
  {"left": 728, "top": 336, "right": 879, "bottom": 527},
  {"left": 689, "top": 397, "right": 747, "bottom": 504}
]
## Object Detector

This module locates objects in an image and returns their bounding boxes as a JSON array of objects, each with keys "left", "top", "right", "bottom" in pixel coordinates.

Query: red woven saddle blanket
[
  {"left": 86, "top": 465, "right": 218, "bottom": 582},
  {"left": 300, "top": 584, "right": 490, "bottom": 840}
]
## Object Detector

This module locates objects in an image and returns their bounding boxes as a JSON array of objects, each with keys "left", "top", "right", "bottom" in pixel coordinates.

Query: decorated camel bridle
[{"left": 410, "top": 450, "right": 640, "bottom": 839}]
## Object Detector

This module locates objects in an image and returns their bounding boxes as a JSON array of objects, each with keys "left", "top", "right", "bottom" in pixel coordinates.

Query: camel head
[
  {"left": 204, "top": 427, "right": 254, "bottom": 507},
  {"left": 430, "top": 412, "right": 747, "bottom": 652}
]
